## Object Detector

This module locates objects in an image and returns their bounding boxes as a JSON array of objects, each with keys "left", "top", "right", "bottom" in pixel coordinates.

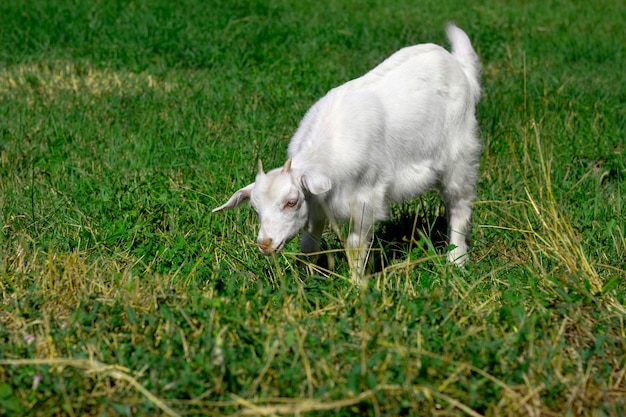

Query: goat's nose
[{"left": 258, "top": 237, "right": 274, "bottom": 255}]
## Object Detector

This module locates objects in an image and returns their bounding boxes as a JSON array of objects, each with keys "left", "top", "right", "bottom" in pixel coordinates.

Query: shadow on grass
[
  {"left": 301, "top": 202, "right": 450, "bottom": 277},
  {"left": 371, "top": 208, "right": 448, "bottom": 272}
]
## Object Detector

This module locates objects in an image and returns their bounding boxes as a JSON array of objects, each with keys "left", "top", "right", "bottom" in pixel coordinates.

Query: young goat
[{"left": 214, "top": 23, "right": 482, "bottom": 279}]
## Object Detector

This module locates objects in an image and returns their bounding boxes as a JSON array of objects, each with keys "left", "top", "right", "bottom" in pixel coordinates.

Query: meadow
[{"left": 0, "top": 0, "right": 625, "bottom": 415}]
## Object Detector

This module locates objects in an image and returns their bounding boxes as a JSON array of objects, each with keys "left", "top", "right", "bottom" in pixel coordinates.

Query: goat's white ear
[
  {"left": 212, "top": 183, "right": 255, "bottom": 212},
  {"left": 300, "top": 172, "right": 331, "bottom": 195}
]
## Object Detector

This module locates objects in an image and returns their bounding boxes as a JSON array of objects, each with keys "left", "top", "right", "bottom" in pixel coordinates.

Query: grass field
[{"left": 1, "top": 0, "right": 625, "bottom": 415}]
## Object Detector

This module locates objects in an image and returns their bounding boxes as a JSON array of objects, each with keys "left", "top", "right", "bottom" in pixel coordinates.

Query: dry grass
[{"left": 0, "top": 61, "right": 176, "bottom": 99}]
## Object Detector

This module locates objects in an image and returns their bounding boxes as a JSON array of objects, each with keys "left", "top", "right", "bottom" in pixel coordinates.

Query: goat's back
[
  {"left": 288, "top": 28, "right": 481, "bottom": 218},
  {"left": 291, "top": 45, "right": 477, "bottom": 164}
]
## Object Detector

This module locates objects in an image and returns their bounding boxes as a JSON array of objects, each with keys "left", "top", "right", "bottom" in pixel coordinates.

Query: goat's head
[{"left": 213, "top": 159, "right": 331, "bottom": 255}]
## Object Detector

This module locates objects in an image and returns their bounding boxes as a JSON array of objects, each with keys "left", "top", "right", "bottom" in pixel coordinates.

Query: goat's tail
[{"left": 446, "top": 23, "right": 481, "bottom": 104}]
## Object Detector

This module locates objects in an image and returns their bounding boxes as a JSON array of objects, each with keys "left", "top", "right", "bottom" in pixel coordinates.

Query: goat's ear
[
  {"left": 300, "top": 172, "right": 331, "bottom": 195},
  {"left": 212, "top": 183, "right": 254, "bottom": 212}
]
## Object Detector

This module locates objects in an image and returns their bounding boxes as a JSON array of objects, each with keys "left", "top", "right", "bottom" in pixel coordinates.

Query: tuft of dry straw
[
  {"left": 0, "top": 358, "right": 180, "bottom": 417},
  {"left": 518, "top": 120, "right": 602, "bottom": 293}
]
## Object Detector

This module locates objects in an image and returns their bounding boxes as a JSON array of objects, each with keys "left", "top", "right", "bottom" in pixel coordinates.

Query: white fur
[{"left": 214, "top": 24, "right": 482, "bottom": 278}]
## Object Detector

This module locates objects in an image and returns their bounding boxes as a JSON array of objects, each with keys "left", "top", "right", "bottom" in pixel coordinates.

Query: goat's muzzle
[{"left": 258, "top": 237, "right": 275, "bottom": 255}]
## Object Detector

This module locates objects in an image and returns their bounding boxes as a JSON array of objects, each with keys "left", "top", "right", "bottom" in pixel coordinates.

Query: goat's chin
[
  {"left": 258, "top": 240, "right": 286, "bottom": 255},
  {"left": 258, "top": 246, "right": 275, "bottom": 255},
  {"left": 257, "top": 228, "right": 301, "bottom": 255}
]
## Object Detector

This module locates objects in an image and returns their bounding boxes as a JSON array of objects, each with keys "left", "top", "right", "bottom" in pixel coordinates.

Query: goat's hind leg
[
  {"left": 440, "top": 174, "right": 477, "bottom": 266},
  {"left": 439, "top": 132, "right": 480, "bottom": 265},
  {"left": 443, "top": 194, "right": 472, "bottom": 265}
]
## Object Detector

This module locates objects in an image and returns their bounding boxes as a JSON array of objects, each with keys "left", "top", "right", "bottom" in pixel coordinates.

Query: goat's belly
[
  {"left": 323, "top": 182, "right": 390, "bottom": 223},
  {"left": 387, "top": 163, "right": 438, "bottom": 202}
]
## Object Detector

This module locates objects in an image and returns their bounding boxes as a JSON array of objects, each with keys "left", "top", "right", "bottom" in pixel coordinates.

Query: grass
[{"left": 0, "top": 0, "right": 624, "bottom": 415}]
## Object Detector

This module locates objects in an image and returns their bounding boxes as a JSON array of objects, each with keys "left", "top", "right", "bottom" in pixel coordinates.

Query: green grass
[{"left": 1, "top": 0, "right": 625, "bottom": 415}]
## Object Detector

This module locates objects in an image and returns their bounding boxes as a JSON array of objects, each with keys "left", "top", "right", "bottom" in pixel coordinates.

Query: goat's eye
[{"left": 284, "top": 199, "right": 298, "bottom": 209}]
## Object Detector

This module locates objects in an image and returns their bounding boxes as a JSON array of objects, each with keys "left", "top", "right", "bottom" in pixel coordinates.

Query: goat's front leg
[
  {"left": 299, "top": 208, "right": 326, "bottom": 273},
  {"left": 346, "top": 205, "right": 374, "bottom": 284},
  {"left": 300, "top": 215, "right": 325, "bottom": 256}
]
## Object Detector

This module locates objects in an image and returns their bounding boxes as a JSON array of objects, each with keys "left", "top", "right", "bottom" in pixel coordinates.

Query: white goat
[{"left": 214, "top": 23, "right": 481, "bottom": 278}]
